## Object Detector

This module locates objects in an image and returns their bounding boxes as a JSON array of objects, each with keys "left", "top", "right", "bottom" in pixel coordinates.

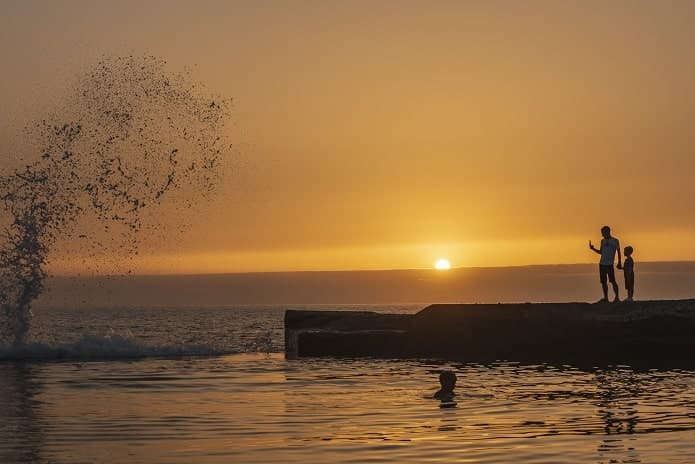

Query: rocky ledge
[{"left": 285, "top": 300, "right": 695, "bottom": 366}]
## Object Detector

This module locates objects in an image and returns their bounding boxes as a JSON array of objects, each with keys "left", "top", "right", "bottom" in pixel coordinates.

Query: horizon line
[{"left": 47, "top": 259, "right": 695, "bottom": 278}]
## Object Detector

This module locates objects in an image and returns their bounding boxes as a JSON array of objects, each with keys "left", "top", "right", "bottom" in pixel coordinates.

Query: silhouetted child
[
  {"left": 621, "top": 246, "right": 635, "bottom": 301},
  {"left": 434, "top": 370, "right": 457, "bottom": 401}
]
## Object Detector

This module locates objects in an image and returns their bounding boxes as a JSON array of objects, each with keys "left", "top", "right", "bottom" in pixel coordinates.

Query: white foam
[{"left": 0, "top": 330, "right": 230, "bottom": 361}]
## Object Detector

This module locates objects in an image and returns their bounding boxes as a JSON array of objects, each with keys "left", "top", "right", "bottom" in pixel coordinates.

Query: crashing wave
[
  {"left": 0, "top": 329, "right": 231, "bottom": 361},
  {"left": 0, "top": 55, "right": 232, "bottom": 346}
]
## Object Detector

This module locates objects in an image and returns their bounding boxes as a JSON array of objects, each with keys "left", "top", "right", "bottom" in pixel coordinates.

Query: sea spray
[
  {"left": 0, "top": 55, "right": 232, "bottom": 346},
  {"left": 0, "top": 329, "right": 228, "bottom": 361}
]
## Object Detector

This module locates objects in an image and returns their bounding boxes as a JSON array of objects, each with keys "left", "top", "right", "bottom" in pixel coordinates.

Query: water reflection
[
  {"left": 595, "top": 368, "right": 642, "bottom": 463},
  {"left": 0, "top": 356, "right": 693, "bottom": 463},
  {"left": 437, "top": 410, "right": 460, "bottom": 432},
  {"left": 0, "top": 363, "right": 45, "bottom": 463}
]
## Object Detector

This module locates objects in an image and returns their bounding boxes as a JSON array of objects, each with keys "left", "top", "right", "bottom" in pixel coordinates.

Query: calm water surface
[{"left": 1, "top": 306, "right": 694, "bottom": 463}]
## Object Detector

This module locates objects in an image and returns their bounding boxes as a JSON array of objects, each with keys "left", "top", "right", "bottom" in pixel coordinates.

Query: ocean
[
  {"left": 3, "top": 48, "right": 692, "bottom": 464},
  {"left": 2, "top": 304, "right": 694, "bottom": 463}
]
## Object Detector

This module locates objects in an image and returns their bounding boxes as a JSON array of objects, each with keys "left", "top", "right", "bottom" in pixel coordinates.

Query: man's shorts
[{"left": 599, "top": 264, "right": 616, "bottom": 285}]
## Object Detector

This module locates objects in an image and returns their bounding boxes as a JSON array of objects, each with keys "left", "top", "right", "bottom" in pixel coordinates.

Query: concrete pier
[{"left": 285, "top": 300, "right": 695, "bottom": 365}]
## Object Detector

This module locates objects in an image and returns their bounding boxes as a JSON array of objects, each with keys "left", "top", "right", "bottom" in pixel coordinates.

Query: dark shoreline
[{"left": 285, "top": 300, "right": 695, "bottom": 367}]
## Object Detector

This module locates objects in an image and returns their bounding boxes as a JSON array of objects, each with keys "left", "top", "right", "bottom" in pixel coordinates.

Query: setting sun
[{"left": 3, "top": 3, "right": 695, "bottom": 464}]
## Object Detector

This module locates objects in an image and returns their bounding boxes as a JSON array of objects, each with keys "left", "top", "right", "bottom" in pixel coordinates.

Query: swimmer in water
[{"left": 434, "top": 370, "right": 457, "bottom": 402}]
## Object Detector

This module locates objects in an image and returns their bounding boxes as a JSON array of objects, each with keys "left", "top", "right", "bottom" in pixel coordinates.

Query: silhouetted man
[{"left": 589, "top": 225, "right": 622, "bottom": 303}]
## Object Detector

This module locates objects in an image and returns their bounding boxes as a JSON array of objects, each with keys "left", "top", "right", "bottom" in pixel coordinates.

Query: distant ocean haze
[{"left": 37, "top": 262, "right": 695, "bottom": 307}]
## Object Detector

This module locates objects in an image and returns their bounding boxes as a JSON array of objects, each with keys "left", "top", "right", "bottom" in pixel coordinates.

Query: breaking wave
[
  {"left": 0, "top": 55, "right": 233, "bottom": 346},
  {"left": 0, "top": 329, "right": 231, "bottom": 361}
]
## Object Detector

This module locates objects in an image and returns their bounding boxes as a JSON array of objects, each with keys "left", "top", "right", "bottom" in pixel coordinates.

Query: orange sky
[{"left": 2, "top": 1, "right": 695, "bottom": 273}]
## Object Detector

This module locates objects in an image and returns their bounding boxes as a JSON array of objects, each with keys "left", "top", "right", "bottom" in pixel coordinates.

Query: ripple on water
[
  {"left": 2, "top": 305, "right": 695, "bottom": 463},
  {"left": 2, "top": 353, "right": 694, "bottom": 463}
]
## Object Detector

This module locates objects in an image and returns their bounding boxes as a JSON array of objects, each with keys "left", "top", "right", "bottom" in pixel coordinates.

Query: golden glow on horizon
[
  {"left": 4, "top": 3, "right": 695, "bottom": 274},
  {"left": 435, "top": 259, "right": 451, "bottom": 270},
  {"left": 43, "top": 229, "right": 695, "bottom": 275}
]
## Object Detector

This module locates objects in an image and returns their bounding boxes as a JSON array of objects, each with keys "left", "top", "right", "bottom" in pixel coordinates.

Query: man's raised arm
[{"left": 589, "top": 240, "right": 601, "bottom": 255}]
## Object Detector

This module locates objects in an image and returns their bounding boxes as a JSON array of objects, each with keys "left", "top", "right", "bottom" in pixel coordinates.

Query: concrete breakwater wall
[{"left": 285, "top": 300, "right": 695, "bottom": 365}]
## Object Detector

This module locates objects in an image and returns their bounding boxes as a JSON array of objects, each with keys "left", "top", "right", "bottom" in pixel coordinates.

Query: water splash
[
  {"left": 0, "top": 329, "right": 228, "bottom": 361},
  {"left": 0, "top": 55, "right": 232, "bottom": 346}
]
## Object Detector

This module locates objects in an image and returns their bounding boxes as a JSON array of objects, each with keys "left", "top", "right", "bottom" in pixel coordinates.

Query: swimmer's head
[{"left": 439, "top": 371, "right": 457, "bottom": 391}]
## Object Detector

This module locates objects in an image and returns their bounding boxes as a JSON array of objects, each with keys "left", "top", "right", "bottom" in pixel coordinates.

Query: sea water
[{"left": 1, "top": 305, "right": 694, "bottom": 464}]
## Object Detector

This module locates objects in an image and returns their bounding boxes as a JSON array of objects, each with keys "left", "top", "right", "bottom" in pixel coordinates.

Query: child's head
[
  {"left": 601, "top": 225, "right": 611, "bottom": 238},
  {"left": 624, "top": 246, "right": 633, "bottom": 257},
  {"left": 439, "top": 371, "right": 457, "bottom": 391}
]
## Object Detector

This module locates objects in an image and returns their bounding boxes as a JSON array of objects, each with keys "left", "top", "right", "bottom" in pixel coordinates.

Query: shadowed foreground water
[
  {"left": 1, "top": 354, "right": 694, "bottom": 463},
  {"left": 0, "top": 306, "right": 694, "bottom": 463}
]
